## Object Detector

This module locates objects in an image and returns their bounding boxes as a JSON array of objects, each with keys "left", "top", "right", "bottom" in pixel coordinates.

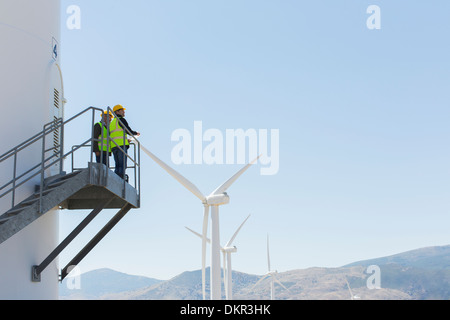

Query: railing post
[
  {"left": 71, "top": 145, "right": 75, "bottom": 173},
  {"left": 106, "top": 108, "right": 111, "bottom": 186},
  {"left": 123, "top": 129, "right": 126, "bottom": 197},
  {"left": 137, "top": 140, "right": 141, "bottom": 207},
  {"left": 133, "top": 143, "right": 137, "bottom": 188},
  {"left": 90, "top": 107, "right": 95, "bottom": 165},
  {"left": 60, "top": 118, "right": 64, "bottom": 175},
  {"left": 12, "top": 150, "right": 17, "bottom": 208},
  {"left": 39, "top": 125, "right": 46, "bottom": 214}
]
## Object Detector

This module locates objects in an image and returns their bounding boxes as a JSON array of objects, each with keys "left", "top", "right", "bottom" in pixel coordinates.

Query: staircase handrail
[{"left": 0, "top": 106, "right": 141, "bottom": 214}]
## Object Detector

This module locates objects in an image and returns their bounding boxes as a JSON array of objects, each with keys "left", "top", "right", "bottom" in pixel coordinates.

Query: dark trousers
[
  {"left": 96, "top": 151, "right": 110, "bottom": 166},
  {"left": 112, "top": 146, "right": 128, "bottom": 179}
]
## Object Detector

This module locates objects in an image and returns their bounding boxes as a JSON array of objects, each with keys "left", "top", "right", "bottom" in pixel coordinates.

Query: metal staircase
[{"left": 0, "top": 106, "right": 141, "bottom": 282}]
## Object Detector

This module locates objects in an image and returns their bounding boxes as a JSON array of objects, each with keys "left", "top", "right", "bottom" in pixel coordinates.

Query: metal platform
[{"left": 60, "top": 162, "right": 140, "bottom": 210}]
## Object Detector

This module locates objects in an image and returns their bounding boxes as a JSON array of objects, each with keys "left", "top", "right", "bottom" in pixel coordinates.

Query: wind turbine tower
[
  {"left": 141, "top": 145, "right": 259, "bottom": 300},
  {"left": 0, "top": 0, "right": 63, "bottom": 299},
  {"left": 186, "top": 214, "right": 251, "bottom": 300}
]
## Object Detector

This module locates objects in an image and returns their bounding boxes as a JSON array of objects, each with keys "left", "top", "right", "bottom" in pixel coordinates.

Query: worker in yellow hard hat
[
  {"left": 93, "top": 110, "right": 114, "bottom": 166},
  {"left": 113, "top": 104, "right": 125, "bottom": 113},
  {"left": 110, "top": 104, "right": 140, "bottom": 181},
  {"left": 104, "top": 110, "right": 114, "bottom": 117}
]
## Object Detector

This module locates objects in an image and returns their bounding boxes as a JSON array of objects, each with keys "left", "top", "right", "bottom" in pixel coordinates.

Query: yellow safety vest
[
  {"left": 97, "top": 122, "right": 111, "bottom": 152},
  {"left": 110, "top": 117, "right": 130, "bottom": 148}
]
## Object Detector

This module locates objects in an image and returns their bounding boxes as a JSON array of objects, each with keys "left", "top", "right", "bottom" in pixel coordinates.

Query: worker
[
  {"left": 93, "top": 110, "right": 114, "bottom": 166},
  {"left": 110, "top": 104, "right": 140, "bottom": 180}
]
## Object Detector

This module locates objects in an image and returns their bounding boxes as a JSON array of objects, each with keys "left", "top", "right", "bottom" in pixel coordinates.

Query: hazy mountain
[
  {"left": 124, "top": 268, "right": 261, "bottom": 300},
  {"left": 59, "top": 245, "right": 450, "bottom": 300},
  {"left": 59, "top": 268, "right": 162, "bottom": 300},
  {"left": 344, "top": 245, "right": 450, "bottom": 270}
]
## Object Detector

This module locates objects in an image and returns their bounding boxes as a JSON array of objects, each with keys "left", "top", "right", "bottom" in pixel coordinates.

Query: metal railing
[{"left": 0, "top": 106, "right": 141, "bottom": 215}]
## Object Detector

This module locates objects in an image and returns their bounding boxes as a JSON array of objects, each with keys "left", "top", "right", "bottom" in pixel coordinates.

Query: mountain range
[{"left": 59, "top": 245, "right": 450, "bottom": 300}]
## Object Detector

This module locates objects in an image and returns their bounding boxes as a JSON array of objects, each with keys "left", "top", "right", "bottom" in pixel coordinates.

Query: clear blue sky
[{"left": 59, "top": 0, "right": 450, "bottom": 280}]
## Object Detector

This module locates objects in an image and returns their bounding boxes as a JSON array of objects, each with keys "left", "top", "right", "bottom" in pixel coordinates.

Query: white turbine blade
[
  {"left": 225, "top": 214, "right": 251, "bottom": 247},
  {"left": 210, "top": 155, "right": 261, "bottom": 196},
  {"left": 271, "top": 273, "right": 291, "bottom": 292},
  {"left": 185, "top": 227, "right": 211, "bottom": 244},
  {"left": 251, "top": 273, "right": 270, "bottom": 291},
  {"left": 344, "top": 276, "right": 354, "bottom": 300},
  {"left": 201, "top": 206, "right": 209, "bottom": 301},
  {"left": 267, "top": 235, "right": 271, "bottom": 272},
  {"left": 140, "top": 145, "right": 206, "bottom": 201}
]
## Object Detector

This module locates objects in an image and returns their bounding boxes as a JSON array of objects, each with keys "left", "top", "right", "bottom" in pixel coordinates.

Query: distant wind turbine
[
  {"left": 251, "top": 235, "right": 290, "bottom": 300},
  {"left": 141, "top": 144, "right": 260, "bottom": 300},
  {"left": 344, "top": 276, "right": 360, "bottom": 300},
  {"left": 186, "top": 214, "right": 251, "bottom": 300}
]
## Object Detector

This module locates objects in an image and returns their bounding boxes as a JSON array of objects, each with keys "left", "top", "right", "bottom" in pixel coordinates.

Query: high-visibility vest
[
  {"left": 97, "top": 122, "right": 111, "bottom": 152},
  {"left": 110, "top": 117, "right": 130, "bottom": 148}
]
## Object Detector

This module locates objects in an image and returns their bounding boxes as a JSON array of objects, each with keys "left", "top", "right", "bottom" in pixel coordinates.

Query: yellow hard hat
[
  {"left": 103, "top": 110, "right": 114, "bottom": 117},
  {"left": 113, "top": 104, "right": 126, "bottom": 113}
]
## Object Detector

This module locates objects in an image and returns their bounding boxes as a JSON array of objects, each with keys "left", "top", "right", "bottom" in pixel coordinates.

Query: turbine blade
[
  {"left": 267, "top": 234, "right": 271, "bottom": 272},
  {"left": 140, "top": 145, "right": 206, "bottom": 201},
  {"left": 210, "top": 155, "right": 261, "bottom": 196},
  {"left": 251, "top": 274, "right": 270, "bottom": 291},
  {"left": 272, "top": 273, "right": 291, "bottom": 292},
  {"left": 185, "top": 227, "right": 211, "bottom": 244},
  {"left": 201, "top": 206, "right": 209, "bottom": 301},
  {"left": 225, "top": 214, "right": 251, "bottom": 247},
  {"left": 344, "top": 276, "right": 354, "bottom": 300}
]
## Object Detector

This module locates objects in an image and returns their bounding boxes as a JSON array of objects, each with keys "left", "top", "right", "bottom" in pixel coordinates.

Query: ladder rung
[
  {"left": 6, "top": 208, "right": 24, "bottom": 217},
  {"left": 19, "top": 198, "right": 39, "bottom": 207},
  {"left": 0, "top": 217, "right": 11, "bottom": 225},
  {"left": 60, "top": 171, "right": 82, "bottom": 180},
  {"left": 46, "top": 179, "right": 66, "bottom": 189}
]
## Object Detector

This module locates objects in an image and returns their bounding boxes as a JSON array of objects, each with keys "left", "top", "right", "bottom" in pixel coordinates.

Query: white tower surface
[{"left": 0, "top": 0, "right": 62, "bottom": 299}]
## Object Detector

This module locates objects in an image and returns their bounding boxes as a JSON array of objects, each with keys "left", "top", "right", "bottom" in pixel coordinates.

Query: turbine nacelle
[
  {"left": 206, "top": 193, "right": 230, "bottom": 206},
  {"left": 222, "top": 246, "right": 237, "bottom": 254}
]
